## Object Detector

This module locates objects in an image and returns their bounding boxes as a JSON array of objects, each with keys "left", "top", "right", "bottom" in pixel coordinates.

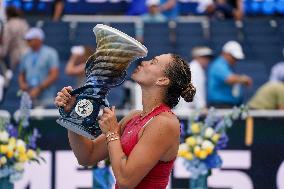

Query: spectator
[
  {"left": 201, "top": 0, "right": 243, "bottom": 21},
  {"left": 142, "top": 0, "right": 167, "bottom": 23},
  {"left": 18, "top": 27, "right": 59, "bottom": 108},
  {"left": 247, "top": 81, "right": 284, "bottom": 110},
  {"left": 159, "top": 0, "right": 178, "bottom": 20},
  {"left": 52, "top": 0, "right": 64, "bottom": 22},
  {"left": 177, "top": 46, "right": 213, "bottom": 110},
  {"left": 207, "top": 41, "right": 252, "bottom": 108},
  {"left": 269, "top": 48, "right": 284, "bottom": 82},
  {"left": 0, "top": 6, "right": 29, "bottom": 69},
  {"left": 127, "top": 0, "right": 178, "bottom": 20},
  {"left": 65, "top": 45, "right": 94, "bottom": 87}
]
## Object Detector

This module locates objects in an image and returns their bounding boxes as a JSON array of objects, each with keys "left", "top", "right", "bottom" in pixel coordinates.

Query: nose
[{"left": 141, "top": 61, "right": 148, "bottom": 66}]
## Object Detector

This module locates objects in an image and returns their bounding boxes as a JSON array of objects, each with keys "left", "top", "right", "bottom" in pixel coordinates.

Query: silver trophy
[{"left": 56, "top": 24, "right": 148, "bottom": 139}]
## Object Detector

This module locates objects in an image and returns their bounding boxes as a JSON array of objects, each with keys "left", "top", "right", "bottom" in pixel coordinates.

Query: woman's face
[{"left": 131, "top": 54, "right": 171, "bottom": 86}]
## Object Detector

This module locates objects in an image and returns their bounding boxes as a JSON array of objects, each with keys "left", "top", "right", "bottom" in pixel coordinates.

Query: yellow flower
[
  {"left": 204, "top": 127, "right": 215, "bottom": 138},
  {"left": 212, "top": 134, "right": 221, "bottom": 143},
  {"left": 191, "top": 123, "right": 201, "bottom": 134},
  {"left": 194, "top": 146, "right": 201, "bottom": 157},
  {"left": 201, "top": 140, "right": 214, "bottom": 155},
  {"left": 199, "top": 150, "right": 208, "bottom": 159},
  {"left": 185, "top": 137, "right": 196, "bottom": 147},
  {"left": 16, "top": 145, "right": 26, "bottom": 154},
  {"left": 8, "top": 137, "right": 16, "bottom": 151},
  {"left": 178, "top": 150, "right": 188, "bottom": 157},
  {"left": 27, "top": 149, "right": 36, "bottom": 159},
  {"left": 19, "top": 153, "right": 28, "bottom": 162},
  {"left": 0, "top": 145, "right": 8, "bottom": 154},
  {"left": 205, "top": 147, "right": 213, "bottom": 155},
  {"left": 7, "top": 150, "right": 14, "bottom": 159},
  {"left": 8, "top": 137, "right": 16, "bottom": 146},
  {"left": 185, "top": 152, "right": 194, "bottom": 160},
  {"left": 0, "top": 156, "right": 7, "bottom": 165}
]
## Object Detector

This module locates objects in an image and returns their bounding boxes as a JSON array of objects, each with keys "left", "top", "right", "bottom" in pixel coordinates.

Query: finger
[
  {"left": 56, "top": 99, "right": 68, "bottom": 107},
  {"left": 111, "top": 106, "right": 115, "bottom": 113},
  {"left": 56, "top": 101, "right": 66, "bottom": 107},
  {"left": 66, "top": 86, "right": 73, "bottom": 92},
  {"left": 103, "top": 107, "right": 112, "bottom": 114},
  {"left": 58, "top": 92, "right": 69, "bottom": 102},
  {"left": 62, "top": 88, "right": 72, "bottom": 99}
]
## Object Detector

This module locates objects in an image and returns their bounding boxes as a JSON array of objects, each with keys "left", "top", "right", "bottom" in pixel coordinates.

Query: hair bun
[{"left": 181, "top": 83, "right": 196, "bottom": 102}]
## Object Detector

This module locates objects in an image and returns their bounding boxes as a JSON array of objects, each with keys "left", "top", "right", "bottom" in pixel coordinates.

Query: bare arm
[
  {"left": 39, "top": 68, "right": 59, "bottom": 90},
  {"left": 99, "top": 108, "right": 180, "bottom": 189},
  {"left": 68, "top": 110, "right": 141, "bottom": 166},
  {"left": 18, "top": 72, "right": 29, "bottom": 91},
  {"left": 54, "top": 87, "right": 141, "bottom": 166},
  {"left": 226, "top": 74, "right": 252, "bottom": 86},
  {"left": 65, "top": 55, "right": 85, "bottom": 76},
  {"left": 160, "top": 0, "right": 176, "bottom": 11},
  {"left": 0, "top": 25, "right": 11, "bottom": 58}
]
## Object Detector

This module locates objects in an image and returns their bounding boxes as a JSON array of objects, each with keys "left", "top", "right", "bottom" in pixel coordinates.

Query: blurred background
[{"left": 0, "top": 0, "right": 284, "bottom": 189}]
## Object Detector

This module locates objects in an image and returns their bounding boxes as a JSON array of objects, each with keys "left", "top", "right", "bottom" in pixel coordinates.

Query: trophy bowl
[{"left": 56, "top": 24, "right": 148, "bottom": 139}]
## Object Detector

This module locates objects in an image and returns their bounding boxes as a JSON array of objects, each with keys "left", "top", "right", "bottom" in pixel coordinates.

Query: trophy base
[{"left": 56, "top": 117, "right": 101, "bottom": 140}]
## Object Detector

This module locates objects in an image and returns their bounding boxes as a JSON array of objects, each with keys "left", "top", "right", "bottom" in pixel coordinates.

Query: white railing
[{"left": 11, "top": 108, "right": 284, "bottom": 120}]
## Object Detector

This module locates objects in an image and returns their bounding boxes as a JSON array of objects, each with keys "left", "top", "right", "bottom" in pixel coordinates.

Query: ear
[{"left": 156, "top": 77, "right": 170, "bottom": 86}]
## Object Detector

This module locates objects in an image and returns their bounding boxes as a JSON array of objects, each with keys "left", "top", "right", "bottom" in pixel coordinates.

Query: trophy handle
[
  {"left": 58, "top": 85, "right": 111, "bottom": 118},
  {"left": 58, "top": 85, "right": 88, "bottom": 118}
]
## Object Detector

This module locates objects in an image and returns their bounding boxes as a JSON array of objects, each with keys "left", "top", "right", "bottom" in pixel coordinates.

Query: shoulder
[
  {"left": 43, "top": 46, "right": 58, "bottom": 55},
  {"left": 145, "top": 111, "right": 180, "bottom": 136}
]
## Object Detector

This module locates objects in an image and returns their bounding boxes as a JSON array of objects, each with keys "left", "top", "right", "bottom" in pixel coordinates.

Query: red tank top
[{"left": 115, "top": 104, "right": 177, "bottom": 189}]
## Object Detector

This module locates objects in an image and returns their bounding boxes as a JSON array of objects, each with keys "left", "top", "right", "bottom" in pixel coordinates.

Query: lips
[{"left": 134, "top": 66, "right": 142, "bottom": 73}]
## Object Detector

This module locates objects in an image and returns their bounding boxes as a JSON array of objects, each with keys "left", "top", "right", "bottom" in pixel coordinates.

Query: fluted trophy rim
[{"left": 93, "top": 24, "right": 148, "bottom": 57}]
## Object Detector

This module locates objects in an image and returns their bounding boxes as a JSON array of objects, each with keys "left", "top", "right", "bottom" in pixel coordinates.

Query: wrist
[
  {"left": 38, "top": 84, "right": 45, "bottom": 91},
  {"left": 239, "top": 75, "right": 246, "bottom": 83},
  {"left": 105, "top": 131, "right": 120, "bottom": 145}
]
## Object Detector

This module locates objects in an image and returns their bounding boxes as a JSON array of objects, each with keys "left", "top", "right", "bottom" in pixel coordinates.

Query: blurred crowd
[{"left": 0, "top": 4, "right": 284, "bottom": 111}]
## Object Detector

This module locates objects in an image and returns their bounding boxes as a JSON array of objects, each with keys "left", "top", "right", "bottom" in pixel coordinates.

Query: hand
[
  {"left": 241, "top": 75, "right": 253, "bottom": 87},
  {"left": 98, "top": 106, "right": 120, "bottom": 134},
  {"left": 19, "top": 83, "right": 29, "bottom": 91},
  {"left": 54, "top": 86, "right": 76, "bottom": 113},
  {"left": 29, "top": 87, "right": 42, "bottom": 99}
]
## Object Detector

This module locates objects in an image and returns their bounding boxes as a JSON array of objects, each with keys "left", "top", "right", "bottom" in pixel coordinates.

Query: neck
[{"left": 141, "top": 86, "right": 165, "bottom": 115}]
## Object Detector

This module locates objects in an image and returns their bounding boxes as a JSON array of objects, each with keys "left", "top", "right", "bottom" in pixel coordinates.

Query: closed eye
[{"left": 150, "top": 57, "right": 158, "bottom": 64}]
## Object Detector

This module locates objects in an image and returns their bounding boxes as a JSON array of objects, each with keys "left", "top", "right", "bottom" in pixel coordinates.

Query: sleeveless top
[{"left": 115, "top": 104, "right": 177, "bottom": 189}]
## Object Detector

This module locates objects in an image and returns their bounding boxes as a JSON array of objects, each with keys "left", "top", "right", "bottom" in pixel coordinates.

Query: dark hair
[
  {"left": 6, "top": 6, "right": 23, "bottom": 19},
  {"left": 164, "top": 54, "right": 196, "bottom": 108}
]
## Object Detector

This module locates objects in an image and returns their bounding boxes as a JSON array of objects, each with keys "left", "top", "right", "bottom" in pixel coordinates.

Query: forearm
[
  {"left": 160, "top": 0, "right": 176, "bottom": 11},
  {"left": 226, "top": 74, "right": 245, "bottom": 85},
  {"left": 107, "top": 139, "right": 131, "bottom": 188},
  {"left": 68, "top": 131, "right": 107, "bottom": 166},
  {"left": 237, "top": 0, "right": 243, "bottom": 11},
  {"left": 18, "top": 73, "right": 29, "bottom": 90},
  {"left": 68, "top": 131, "right": 95, "bottom": 164},
  {"left": 38, "top": 69, "right": 59, "bottom": 90}
]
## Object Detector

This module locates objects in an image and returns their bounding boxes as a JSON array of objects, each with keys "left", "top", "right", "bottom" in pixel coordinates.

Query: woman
[
  {"left": 65, "top": 45, "right": 94, "bottom": 87},
  {"left": 54, "top": 53, "right": 196, "bottom": 189},
  {"left": 0, "top": 6, "right": 29, "bottom": 69}
]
